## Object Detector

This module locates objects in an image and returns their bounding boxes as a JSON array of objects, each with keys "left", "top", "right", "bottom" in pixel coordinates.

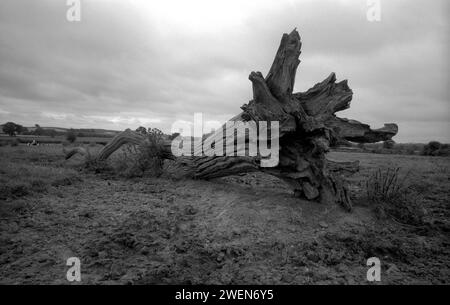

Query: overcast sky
[{"left": 0, "top": 0, "right": 448, "bottom": 142}]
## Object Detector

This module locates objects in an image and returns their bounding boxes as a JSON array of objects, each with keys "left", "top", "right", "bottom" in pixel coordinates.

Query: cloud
[{"left": 0, "top": 0, "right": 448, "bottom": 142}]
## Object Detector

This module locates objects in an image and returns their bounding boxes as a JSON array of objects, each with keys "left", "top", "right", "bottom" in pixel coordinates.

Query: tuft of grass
[
  {"left": 83, "top": 153, "right": 111, "bottom": 174},
  {"left": 365, "top": 167, "right": 404, "bottom": 201},
  {"left": 365, "top": 167, "right": 425, "bottom": 226}
]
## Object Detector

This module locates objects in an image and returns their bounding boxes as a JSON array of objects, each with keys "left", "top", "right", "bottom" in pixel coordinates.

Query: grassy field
[
  {"left": 0, "top": 145, "right": 449, "bottom": 284},
  {"left": 0, "top": 134, "right": 112, "bottom": 145}
]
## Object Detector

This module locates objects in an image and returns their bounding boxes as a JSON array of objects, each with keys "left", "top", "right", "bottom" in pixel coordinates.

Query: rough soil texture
[{"left": 0, "top": 146, "right": 449, "bottom": 284}]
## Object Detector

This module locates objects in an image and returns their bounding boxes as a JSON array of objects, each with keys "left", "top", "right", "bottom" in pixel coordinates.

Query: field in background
[
  {"left": 336, "top": 143, "right": 450, "bottom": 157},
  {"left": 0, "top": 145, "right": 449, "bottom": 284},
  {"left": 0, "top": 134, "right": 112, "bottom": 145}
]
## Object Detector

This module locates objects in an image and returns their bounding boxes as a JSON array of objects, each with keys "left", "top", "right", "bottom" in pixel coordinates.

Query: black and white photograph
[{"left": 0, "top": 0, "right": 449, "bottom": 293}]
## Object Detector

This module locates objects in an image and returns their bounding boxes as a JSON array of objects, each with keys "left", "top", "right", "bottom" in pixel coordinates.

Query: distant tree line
[
  {"left": 1, "top": 122, "right": 118, "bottom": 138},
  {"left": 422, "top": 141, "right": 449, "bottom": 156},
  {"left": 63, "top": 129, "right": 117, "bottom": 138},
  {"left": 28, "top": 125, "right": 61, "bottom": 137},
  {"left": 344, "top": 140, "right": 450, "bottom": 157}
]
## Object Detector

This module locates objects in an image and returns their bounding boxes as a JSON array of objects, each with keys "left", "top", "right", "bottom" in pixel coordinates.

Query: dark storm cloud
[{"left": 0, "top": 0, "right": 448, "bottom": 142}]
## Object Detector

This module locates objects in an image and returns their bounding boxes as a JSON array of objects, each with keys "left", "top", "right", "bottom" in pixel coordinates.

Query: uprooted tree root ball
[{"left": 65, "top": 29, "right": 398, "bottom": 212}]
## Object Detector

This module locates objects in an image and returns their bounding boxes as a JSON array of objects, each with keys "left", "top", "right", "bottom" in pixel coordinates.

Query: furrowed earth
[{"left": 0, "top": 145, "right": 449, "bottom": 284}]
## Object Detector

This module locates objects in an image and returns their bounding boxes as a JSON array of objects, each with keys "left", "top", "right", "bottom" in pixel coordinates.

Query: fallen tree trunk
[{"left": 66, "top": 29, "right": 398, "bottom": 211}]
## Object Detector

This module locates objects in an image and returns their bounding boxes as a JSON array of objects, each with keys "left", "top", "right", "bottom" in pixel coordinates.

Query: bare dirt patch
[{"left": 0, "top": 147, "right": 449, "bottom": 284}]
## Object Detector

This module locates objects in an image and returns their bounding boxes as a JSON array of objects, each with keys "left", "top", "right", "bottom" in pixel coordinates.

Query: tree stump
[{"left": 66, "top": 29, "right": 398, "bottom": 211}]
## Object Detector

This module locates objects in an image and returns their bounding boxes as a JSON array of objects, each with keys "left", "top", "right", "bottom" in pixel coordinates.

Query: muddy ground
[{"left": 0, "top": 146, "right": 449, "bottom": 284}]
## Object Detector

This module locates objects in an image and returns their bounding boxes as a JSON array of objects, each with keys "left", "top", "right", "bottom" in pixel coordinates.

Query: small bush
[
  {"left": 84, "top": 154, "right": 111, "bottom": 174},
  {"left": 66, "top": 129, "right": 77, "bottom": 143},
  {"left": 422, "top": 141, "right": 441, "bottom": 156},
  {"left": 112, "top": 128, "right": 166, "bottom": 178},
  {"left": 365, "top": 167, "right": 425, "bottom": 226},
  {"left": 365, "top": 167, "right": 402, "bottom": 201},
  {"left": 383, "top": 140, "right": 395, "bottom": 149},
  {"left": 135, "top": 126, "right": 148, "bottom": 135}
]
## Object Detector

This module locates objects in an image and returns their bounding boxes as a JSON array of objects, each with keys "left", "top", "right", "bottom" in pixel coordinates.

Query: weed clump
[
  {"left": 112, "top": 128, "right": 166, "bottom": 178},
  {"left": 365, "top": 167, "right": 425, "bottom": 226}
]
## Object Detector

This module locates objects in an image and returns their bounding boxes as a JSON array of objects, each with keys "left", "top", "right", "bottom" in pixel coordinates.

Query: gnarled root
[
  {"left": 64, "top": 147, "right": 89, "bottom": 160},
  {"left": 98, "top": 129, "right": 145, "bottom": 161}
]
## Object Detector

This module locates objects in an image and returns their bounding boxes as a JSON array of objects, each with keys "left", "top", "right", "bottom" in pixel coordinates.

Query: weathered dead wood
[
  {"left": 64, "top": 147, "right": 89, "bottom": 159},
  {"left": 266, "top": 29, "right": 302, "bottom": 103},
  {"left": 97, "top": 129, "right": 145, "bottom": 160},
  {"left": 65, "top": 29, "right": 398, "bottom": 211}
]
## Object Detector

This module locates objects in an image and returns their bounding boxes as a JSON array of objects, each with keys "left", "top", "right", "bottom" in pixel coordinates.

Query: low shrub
[
  {"left": 383, "top": 140, "right": 395, "bottom": 149},
  {"left": 422, "top": 141, "right": 442, "bottom": 156},
  {"left": 83, "top": 154, "right": 111, "bottom": 174},
  {"left": 364, "top": 167, "right": 425, "bottom": 226},
  {"left": 112, "top": 128, "right": 166, "bottom": 178}
]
